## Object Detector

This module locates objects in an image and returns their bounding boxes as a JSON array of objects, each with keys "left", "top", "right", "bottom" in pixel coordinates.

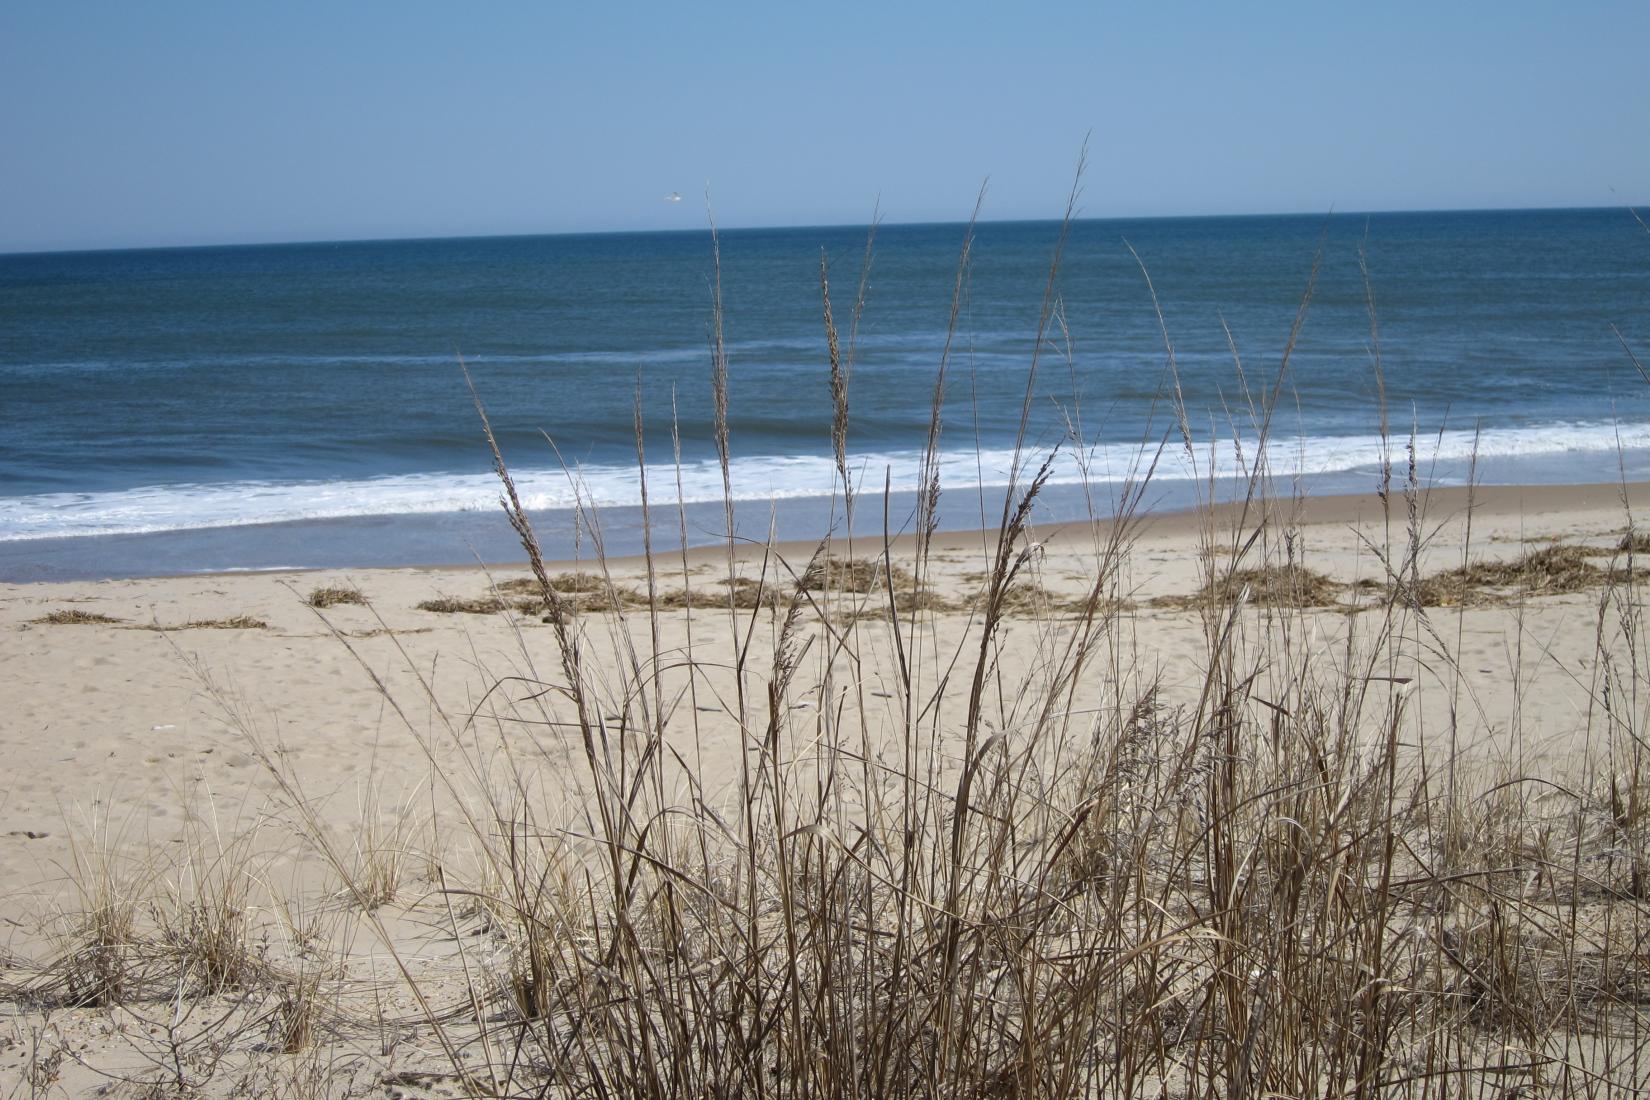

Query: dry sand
[
  {"left": 2, "top": 480, "right": 1647, "bottom": 1092},
  {"left": 2, "top": 482, "right": 1644, "bottom": 910}
]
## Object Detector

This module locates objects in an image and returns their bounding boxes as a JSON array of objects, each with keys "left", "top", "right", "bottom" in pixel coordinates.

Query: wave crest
[{"left": 3, "top": 420, "right": 1646, "bottom": 541}]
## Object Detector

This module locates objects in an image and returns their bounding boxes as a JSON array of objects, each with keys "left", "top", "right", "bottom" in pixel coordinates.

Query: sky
[{"left": 1, "top": 2, "right": 1646, "bottom": 253}]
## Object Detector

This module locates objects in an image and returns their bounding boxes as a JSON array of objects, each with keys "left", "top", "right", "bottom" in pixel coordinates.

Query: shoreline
[
  {"left": 6, "top": 478, "right": 1645, "bottom": 586},
  {"left": 557, "top": 479, "right": 1650, "bottom": 579}
]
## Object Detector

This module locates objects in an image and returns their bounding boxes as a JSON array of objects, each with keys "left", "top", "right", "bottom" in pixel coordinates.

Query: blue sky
[{"left": 2, "top": 2, "right": 1646, "bottom": 252}]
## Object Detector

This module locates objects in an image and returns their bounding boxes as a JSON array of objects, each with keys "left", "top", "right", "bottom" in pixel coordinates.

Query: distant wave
[{"left": 4, "top": 420, "right": 1647, "bottom": 541}]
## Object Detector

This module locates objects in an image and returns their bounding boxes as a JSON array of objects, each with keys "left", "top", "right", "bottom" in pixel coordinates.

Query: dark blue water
[{"left": 3, "top": 209, "right": 1648, "bottom": 578}]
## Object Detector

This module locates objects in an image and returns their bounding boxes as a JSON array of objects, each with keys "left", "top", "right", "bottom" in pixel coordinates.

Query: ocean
[{"left": 3, "top": 208, "right": 1648, "bottom": 581}]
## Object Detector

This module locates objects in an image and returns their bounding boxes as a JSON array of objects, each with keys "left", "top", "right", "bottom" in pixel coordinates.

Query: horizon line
[{"left": 3, "top": 200, "right": 1645, "bottom": 260}]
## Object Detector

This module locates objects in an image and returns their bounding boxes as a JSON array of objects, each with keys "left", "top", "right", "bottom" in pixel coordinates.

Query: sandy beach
[
  {"left": 3, "top": 480, "right": 1648, "bottom": 1093},
  {"left": 4, "top": 480, "right": 1643, "bottom": 900}
]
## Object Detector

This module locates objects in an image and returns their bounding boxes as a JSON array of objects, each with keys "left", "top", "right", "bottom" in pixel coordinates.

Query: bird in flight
[{"left": 664, "top": 192, "right": 683, "bottom": 203}]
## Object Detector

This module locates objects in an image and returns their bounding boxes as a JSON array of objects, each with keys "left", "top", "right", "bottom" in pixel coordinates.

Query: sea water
[{"left": 3, "top": 208, "right": 1648, "bottom": 580}]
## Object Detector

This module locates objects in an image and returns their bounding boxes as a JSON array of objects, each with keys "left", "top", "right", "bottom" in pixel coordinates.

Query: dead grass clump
[
  {"left": 842, "top": 585, "right": 960, "bottom": 622},
  {"left": 788, "top": 556, "right": 961, "bottom": 619},
  {"left": 503, "top": 572, "right": 649, "bottom": 613},
  {"left": 275, "top": 970, "right": 323, "bottom": 1054},
  {"left": 499, "top": 571, "right": 606, "bottom": 595},
  {"left": 162, "top": 896, "right": 253, "bottom": 994},
  {"left": 970, "top": 579, "right": 1046, "bottom": 615},
  {"left": 1460, "top": 543, "right": 1601, "bottom": 591},
  {"left": 157, "top": 815, "right": 264, "bottom": 996},
  {"left": 557, "top": 571, "right": 608, "bottom": 593},
  {"left": 1058, "top": 592, "right": 1136, "bottom": 617},
  {"left": 726, "top": 575, "right": 784, "bottom": 609},
  {"left": 968, "top": 578, "right": 1106, "bottom": 616},
  {"left": 800, "top": 555, "right": 916, "bottom": 593},
  {"left": 53, "top": 904, "right": 137, "bottom": 1009},
  {"left": 421, "top": 581, "right": 643, "bottom": 617},
  {"left": 38, "top": 817, "right": 145, "bottom": 1009},
  {"left": 180, "top": 616, "right": 268, "bottom": 630},
  {"left": 1154, "top": 564, "right": 1343, "bottom": 609},
  {"left": 1406, "top": 543, "right": 1607, "bottom": 606},
  {"left": 652, "top": 588, "right": 704, "bottom": 610},
  {"left": 666, "top": 555, "right": 958, "bottom": 622},
  {"left": 571, "top": 588, "right": 644, "bottom": 613},
  {"left": 655, "top": 576, "right": 785, "bottom": 610},
  {"left": 136, "top": 615, "right": 270, "bottom": 631},
  {"left": 416, "top": 595, "right": 510, "bottom": 615},
  {"left": 1404, "top": 571, "right": 1480, "bottom": 608},
  {"left": 58, "top": 919, "right": 134, "bottom": 1008},
  {"left": 31, "top": 608, "right": 124, "bottom": 625},
  {"left": 346, "top": 788, "right": 419, "bottom": 911},
  {"left": 305, "top": 586, "right": 366, "bottom": 609}
]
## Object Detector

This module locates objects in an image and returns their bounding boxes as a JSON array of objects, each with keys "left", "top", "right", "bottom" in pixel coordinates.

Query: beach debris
[
  {"left": 419, "top": 573, "right": 644, "bottom": 615},
  {"left": 1152, "top": 564, "right": 1343, "bottom": 610},
  {"left": 30, "top": 609, "right": 124, "bottom": 625},
  {"left": 1400, "top": 543, "right": 1614, "bottom": 607},
  {"left": 138, "top": 616, "right": 269, "bottom": 630},
  {"left": 306, "top": 585, "right": 367, "bottom": 608},
  {"left": 416, "top": 595, "right": 512, "bottom": 615},
  {"left": 800, "top": 556, "right": 914, "bottom": 594},
  {"left": 969, "top": 578, "right": 1101, "bottom": 616}
]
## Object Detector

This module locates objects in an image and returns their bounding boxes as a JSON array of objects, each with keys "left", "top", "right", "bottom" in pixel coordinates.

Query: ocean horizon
[{"left": 4, "top": 206, "right": 1649, "bottom": 581}]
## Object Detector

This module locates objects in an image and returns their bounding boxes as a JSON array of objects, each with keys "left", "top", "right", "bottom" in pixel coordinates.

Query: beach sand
[
  {"left": 3, "top": 481, "right": 1643, "bottom": 909},
  {"left": 2, "top": 480, "right": 1647, "bottom": 1092}
]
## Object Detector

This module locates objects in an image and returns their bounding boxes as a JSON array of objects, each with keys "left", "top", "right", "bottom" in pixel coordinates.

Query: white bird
[{"left": 664, "top": 192, "right": 682, "bottom": 203}]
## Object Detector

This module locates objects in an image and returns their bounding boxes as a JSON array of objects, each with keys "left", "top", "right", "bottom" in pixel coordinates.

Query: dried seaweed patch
[
  {"left": 306, "top": 586, "right": 366, "bottom": 609},
  {"left": 31, "top": 609, "right": 124, "bottom": 625},
  {"left": 1153, "top": 564, "right": 1343, "bottom": 610}
]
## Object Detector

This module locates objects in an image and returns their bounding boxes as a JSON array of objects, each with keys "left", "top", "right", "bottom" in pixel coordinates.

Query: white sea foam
[{"left": 4, "top": 420, "right": 1648, "bottom": 541}]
